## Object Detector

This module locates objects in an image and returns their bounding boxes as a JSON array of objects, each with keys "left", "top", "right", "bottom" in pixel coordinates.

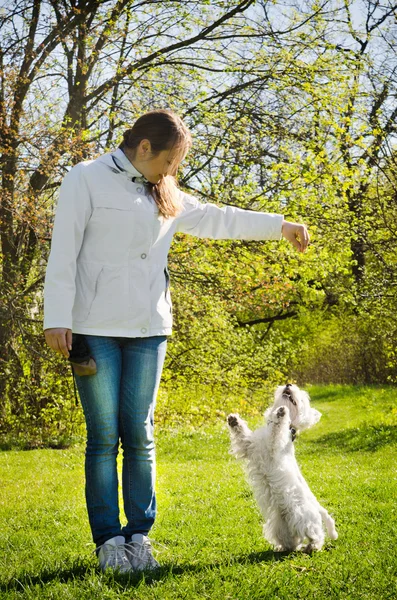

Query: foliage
[
  {"left": 0, "top": 1, "right": 397, "bottom": 443},
  {"left": 289, "top": 310, "right": 397, "bottom": 385}
]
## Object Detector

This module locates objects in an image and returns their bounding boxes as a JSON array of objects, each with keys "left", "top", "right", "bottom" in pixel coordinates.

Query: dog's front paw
[
  {"left": 276, "top": 406, "right": 286, "bottom": 418},
  {"left": 227, "top": 413, "right": 241, "bottom": 429}
]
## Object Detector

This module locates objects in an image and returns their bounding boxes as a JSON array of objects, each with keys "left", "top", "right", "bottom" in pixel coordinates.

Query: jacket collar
[{"left": 111, "top": 148, "right": 150, "bottom": 184}]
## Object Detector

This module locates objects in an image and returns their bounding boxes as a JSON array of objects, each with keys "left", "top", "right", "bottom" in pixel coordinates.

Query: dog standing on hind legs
[{"left": 227, "top": 384, "right": 338, "bottom": 553}]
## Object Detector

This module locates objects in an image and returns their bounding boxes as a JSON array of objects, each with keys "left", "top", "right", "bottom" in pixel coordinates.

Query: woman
[{"left": 43, "top": 109, "right": 309, "bottom": 574}]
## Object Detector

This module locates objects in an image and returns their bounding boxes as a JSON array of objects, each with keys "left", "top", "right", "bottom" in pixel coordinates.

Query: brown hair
[{"left": 119, "top": 109, "right": 192, "bottom": 219}]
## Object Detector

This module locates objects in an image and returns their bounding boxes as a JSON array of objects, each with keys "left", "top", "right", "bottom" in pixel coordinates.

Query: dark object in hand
[{"left": 68, "top": 334, "right": 97, "bottom": 376}]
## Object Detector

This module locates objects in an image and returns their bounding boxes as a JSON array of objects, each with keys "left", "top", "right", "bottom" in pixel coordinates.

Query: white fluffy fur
[
  {"left": 267, "top": 384, "right": 322, "bottom": 433},
  {"left": 227, "top": 384, "right": 338, "bottom": 553}
]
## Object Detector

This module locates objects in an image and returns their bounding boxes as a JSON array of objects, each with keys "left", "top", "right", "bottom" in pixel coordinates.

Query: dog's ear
[
  {"left": 306, "top": 408, "right": 322, "bottom": 428},
  {"left": 312, "top": 408, "right": 322, "bottom": 422}
]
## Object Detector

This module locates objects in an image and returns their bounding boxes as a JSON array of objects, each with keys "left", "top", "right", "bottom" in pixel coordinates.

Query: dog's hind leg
[
  {"left": 319, "top": 506, "right": 338, "bottom": 540},
  {"left": 302, "top": 508, "right": 330, "bottom": 553},
  {"left": 227, "top": 414, "right": 253, "bottom": 458},
  {"left": 303, "top": 523, "right": 325, "bottom": 553},
  {"left": 264, "top": 513, "right": 301, "bottom": 553}
]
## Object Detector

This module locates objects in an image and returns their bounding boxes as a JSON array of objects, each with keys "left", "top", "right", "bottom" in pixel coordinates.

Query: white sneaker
[
  {"left": 97, "top": 535, "right": 133, "bottom": 574},
  {"left": 124, "top": 533, "right": 160, "bottom": 571}
]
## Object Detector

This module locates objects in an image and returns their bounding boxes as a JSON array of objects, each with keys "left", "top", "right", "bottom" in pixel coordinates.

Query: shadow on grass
[
  {"left": 307, "top": 384, "right": 397, "bottom": 404},
  {"left": 0, "top": 548, "right": 301, "bottom": 592},
  {"left": 311, "top": 424, "right": 397, "bottom": 452},
  {"left": 307, "top": 385, "right": 368, "bottom": 403},
  {"left": 0, "top": 560, "right": 92, "bottom": 593},
  {"left": 0, "top": 435, "right": 83, "bottom": 451}
]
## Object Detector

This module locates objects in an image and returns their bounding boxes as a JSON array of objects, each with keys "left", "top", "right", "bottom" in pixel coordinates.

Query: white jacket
[{"left": 43, "top": 148, "right": 284, "bottom": 337}]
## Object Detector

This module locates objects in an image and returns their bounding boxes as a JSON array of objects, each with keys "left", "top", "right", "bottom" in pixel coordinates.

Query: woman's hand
[
  {"left": 44, "top": 328, "right": 72, "bottom": 359},
  {"left": 281, "top": 220, "right": 310, "bottom": 253}
]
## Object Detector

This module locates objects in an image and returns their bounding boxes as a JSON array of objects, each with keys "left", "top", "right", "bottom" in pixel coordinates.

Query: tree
[{"left": 1, "top": 0, "right": 396, "bottom": 444}]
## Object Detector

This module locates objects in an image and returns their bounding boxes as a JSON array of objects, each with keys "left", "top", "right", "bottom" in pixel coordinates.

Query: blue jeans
[{"left": 73, "top": 334, "right": 167, "bottom": 547}]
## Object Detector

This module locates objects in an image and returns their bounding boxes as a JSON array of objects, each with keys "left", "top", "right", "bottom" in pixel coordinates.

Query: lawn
[{"left": 0, "top": 384, "right": 396, "bottom": 599}]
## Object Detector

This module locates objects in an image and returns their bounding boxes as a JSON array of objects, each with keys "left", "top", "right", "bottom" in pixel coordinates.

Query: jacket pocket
[
  {"left": 73, "top": 261, "right": 104, "bottom": 322},
  {"left": 93, "top": 192, "right": 156, "bottom": 213},
  {"left": 85, "top": 264, "right": 129, "bottom": 326}
]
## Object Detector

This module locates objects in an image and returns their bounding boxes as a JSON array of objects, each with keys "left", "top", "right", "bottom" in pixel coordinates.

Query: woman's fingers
[
  {"left": 299, "top": 224, "right": 310, "bottom": 252},
  {"left": 282, "top": 221, "right": 310, "bottom": 253},
  {"left": 44, "top": 328, "right": 71, "bottom": 358}
]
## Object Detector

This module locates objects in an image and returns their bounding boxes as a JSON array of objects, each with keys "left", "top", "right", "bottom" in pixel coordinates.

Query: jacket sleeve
[
  {"left": 43, "top": 163, "right": 92, "bottom": 331},
  {"left": 175, "top": 193, "right": 283, "bottom": 240}
]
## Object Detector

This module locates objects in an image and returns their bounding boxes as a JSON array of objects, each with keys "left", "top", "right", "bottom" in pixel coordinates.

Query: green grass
[{"left": 0, "top": 384, "right": 396, "bottom": 599}]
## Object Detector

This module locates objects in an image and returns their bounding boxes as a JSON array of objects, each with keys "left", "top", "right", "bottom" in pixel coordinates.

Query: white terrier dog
[
  {"left": 267, "top": 383, "right": 322, "bottom": 437},
  {"left": 227, "top": 384, "right": 338, "bottom": 553}
]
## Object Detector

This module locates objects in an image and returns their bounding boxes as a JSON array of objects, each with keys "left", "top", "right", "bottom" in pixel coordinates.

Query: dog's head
[{"left": 265, "top": 384, "right": 321, "bottom": 432}]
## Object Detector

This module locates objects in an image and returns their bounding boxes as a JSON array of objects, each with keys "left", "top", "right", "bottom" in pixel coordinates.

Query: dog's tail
[{"left": 319, "top": 507, "right": 338, "bottom": 540}]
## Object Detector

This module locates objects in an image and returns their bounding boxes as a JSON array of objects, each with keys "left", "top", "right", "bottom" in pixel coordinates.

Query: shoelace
[
  {"left": 93, "top": 538, "right": 166, "bottom": 560},
  {"left": 124, "top": 538, "right": 167, "bottom": 564},
  {"left": 94, "top": 541, "right": 130, "bottom": 568}
]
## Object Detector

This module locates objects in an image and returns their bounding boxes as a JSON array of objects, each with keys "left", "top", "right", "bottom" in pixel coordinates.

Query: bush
[{"left": 290, "top": 311, "right": 397, "bottom": 385}]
